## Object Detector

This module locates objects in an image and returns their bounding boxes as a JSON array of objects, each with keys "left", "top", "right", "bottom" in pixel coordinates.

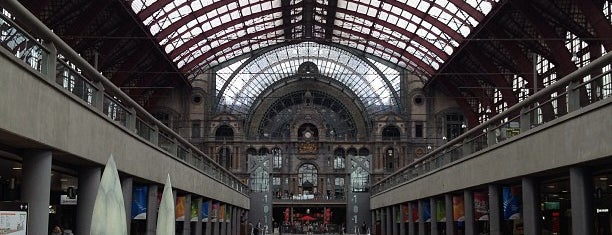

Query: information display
[{"left": 0, "top": 202, "right": 28, "bottom": 235}]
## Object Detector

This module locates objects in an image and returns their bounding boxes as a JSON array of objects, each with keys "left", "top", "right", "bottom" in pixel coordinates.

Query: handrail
[
  {"left": 0, "top": 1, "right": 247, "bottom": 194},
  {"left": 371, "top": 51, "right": 612, "bottom": 195}
]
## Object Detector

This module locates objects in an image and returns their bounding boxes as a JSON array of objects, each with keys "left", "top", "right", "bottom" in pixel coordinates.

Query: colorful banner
[
  {"left": 402, "top": 204, "right": 410, "bottom": 222},
  {"left": 503, "top": 186, "right": 521, "bottom": 220},
  {"left": 474, "top": 192, "right": 489, "bottom": 220},
  {"left": 226, "top": 206, "right": 231, "bottom": 222},
  {"left": 191, "top": 201, "right": 198, "bottom": 221},
  {"left": 422, "top": 201, "right": 431, "bottom": 222},
  {"left": 131, "top": 185, "right": 147, "bottom": 220},
  {"left": 452, "top": 196, "right": 465, "bottom": 221},
  {"left": 211, "top": 203, "right": 219, "bottom": 221},
  {"left": 175, "top": 196, "right": 185, "bottom": 221},
  {"left": 201, "top": 201, "right": 209, "bottom": 221},
  {"left": 219, "top": 204, "right": 226, "bottom": 222},
  {"left": 411, "top": 203, "right": 419, "bottom": 222},
  {"left": 436, "top": 200, "right": 445, "bottom": 222}
]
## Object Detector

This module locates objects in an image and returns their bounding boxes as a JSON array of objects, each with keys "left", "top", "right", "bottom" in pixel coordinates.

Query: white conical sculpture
[
  {"left": 90, "top": 155, "right": 128, "bottom": 235},
  {"left": 156, "top": 174, "right": 175, "bottom": 235}
]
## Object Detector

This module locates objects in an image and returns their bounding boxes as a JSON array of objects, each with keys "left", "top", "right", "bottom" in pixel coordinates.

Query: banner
[
  {"left": 402, "top": 204, "right": 410, "bottom": 222},
  {"left": 474, "top": 192, "right": 489, "bottom": 220},
  {"left": 411, "top": 203, "right": 419, "bottom": 222},
  {"left": 422, "top": 200, "right": 431, "bottom": 222},
  {"left": 201, "top": 201, "right": 209, "bottom": 221},
  {"left": 436, "top": 200, "right": 445, "bottom": 222},
  {"left": 452, "top": 196, "right": 464, "bottom": 221},
  {"left": 175, "top": 196, "right": 185, "bottom": 221},
  {"left": 131, "top": 185, "right": 148, "bottom": 219},
  {"left": 191, "top": 201, "right": 198, "bottom": 221},
  {"left": 219, "top": 204, "right": 226, "bottom": 222},
  {"left": 503, "top": 186, "right": 521, "bottom": 220},
  {"left": 211, "top": 203, "right": 219, "bottom": 221}
]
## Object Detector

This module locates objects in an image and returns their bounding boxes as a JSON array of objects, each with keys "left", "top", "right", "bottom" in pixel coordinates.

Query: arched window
[
  {"left": 382, "top": 125, "right": 401, "bottom": 140},
  {"left": 218, "top": 147, "right": 231, "bottom": 169},
  {"left": 333, "top": 148, "right": 346, "bottom": 170},
  {"left": 347, "top": 147, "right": 357, "bottom": 156},
  {"left": 259, "top": 147, "right": 270, "bottom": 155},
  {"left": 298, "top": 164, "right": 318, "bottom": 188},
  {"left": 272, "top": 147, "right": 282, "bottom": 169},
  {"left": 358, "top": 147, "right": 370, "bottom": 156},
  {"left": 215, "top": 125, "right": 234, "bottom": 140},
  {"left": 385, "top": 148, "right": 395, "bottom": 171}
]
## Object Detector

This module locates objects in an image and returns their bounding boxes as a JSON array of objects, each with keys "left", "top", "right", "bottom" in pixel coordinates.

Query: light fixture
[
  {"left": 600, "top": 177, "right": 608, "bottom": 181},
  {"left": 571, "top": 53, "right": 579, "bottom": 63},
  {"left": 461, "top": 123, "right": 467, "bottom": 129},
  {"left": 12, "top": 167, "right": 22, "bottom": 170},
  {"left": 442, "top": 136, "right": 447, "bottom": 140}
]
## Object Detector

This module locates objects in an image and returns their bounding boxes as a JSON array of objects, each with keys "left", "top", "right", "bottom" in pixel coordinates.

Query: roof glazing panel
[{"left": 129, "top": 0, "right": 498, "bottom": 78}]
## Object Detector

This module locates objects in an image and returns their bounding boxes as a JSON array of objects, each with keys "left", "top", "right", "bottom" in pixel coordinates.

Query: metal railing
[
  {"left": 0, "top": 2, "right": 247, "bottom": 194},
  {"left": 371, "top": 52, "right": 612, "bottom": 196}
]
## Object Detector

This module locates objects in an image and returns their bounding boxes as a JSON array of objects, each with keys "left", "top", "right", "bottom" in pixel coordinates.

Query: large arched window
[
  {"left": 218, "top": 147, "right": 231, "bottom": 169},
  {"left": 259, "top": 147, "right": 270, "bottom": 155},
  {"left": 358, "top": 147, "right": 370, "bottom": 156},
  {"left": 298, "top": 164, "right": 318, "bottom": 188},
  {"left": 333, "top": 148, "right": 346, "bottom": 170},
  {"left": 272, "top": 147, "right": 282, "bottom": 169},
  {"left": 382, "top": 125, "right": 401, "bottom": 140},
  {"left": 215, "top": 125, "right": 234, "bottom": 140}
]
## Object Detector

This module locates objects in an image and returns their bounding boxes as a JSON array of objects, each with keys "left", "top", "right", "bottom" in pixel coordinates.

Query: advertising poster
[
  {"left": 191, "top": 202, "right": 198, "bottom": 221},
  {"left": 201, "top": 201, "right": 209, "bottom": 222},
  {"left": 211, "top": 203, "right": 219, "bottom": 221},
  {"left": 422, "top": 200, "right": 431, "bottom": 222},
  {"left": 131, "top": 185, "right": 148, "bottom": 220},
  {"left": 402, "top": 204, "right": 409, "bottom": 222},
  {"left": 175, "top": 196, "right": 185, "bottom": 221},
  {"left": 411, "top": 203, "right": 419, "bottom": 222},
  {"left": 0, "top": 202, "right": 28, "bottom": 235},
  {"left": 436, "top": 200, "right": 445, "bottom": 222},
  {"left": 452, "top": 196, "right": 465, "bottom": 221},
  {"left": 503, "top": 186, "right": 522, "bottom": 220},
  {"left": 226, "top": 206, "right": 231, "bottom": 222},
  {"left": 474, "top": 192, "right": 489, "bottom": 220},
  {"left": 219, "top": 204, "right": 226, "bottom": 222}
]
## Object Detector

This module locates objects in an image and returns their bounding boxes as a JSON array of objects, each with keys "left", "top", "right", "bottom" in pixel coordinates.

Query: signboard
[
  {"left": 60, "top": 195, "right": 78, "bottom": 205},
  {"left": 0, "top": 202, "right": 28, "bottom": 235}
]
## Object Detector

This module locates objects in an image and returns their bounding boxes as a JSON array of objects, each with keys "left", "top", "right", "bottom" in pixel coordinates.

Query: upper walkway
[
  {"left": 371, "top": 52, "right": 612, "bottom": 209},
  {"left": 0, "top": 1, "right": 249, "bottom": 209}
]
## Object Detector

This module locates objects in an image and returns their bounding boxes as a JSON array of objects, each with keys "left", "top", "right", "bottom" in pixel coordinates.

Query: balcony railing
[
  {"left": 0, "top": 2, "right": 247, "bottom": 194},
  {"left": 371, "top": 51, "right": 612, "bottom": 196}
]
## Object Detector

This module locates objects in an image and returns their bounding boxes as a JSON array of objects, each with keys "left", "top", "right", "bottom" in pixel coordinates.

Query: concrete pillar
[
  {"left": 371, "top": 210, "right": 377, "bottom": 235},
  {"left": 570, "top": 167, "right": 594, "bottom": 235},
  {"left": 146, "top": 185, "right": 159, "bottom": 235},
  {"left": 445, "top": 194, "right": 455, "bottom": 235},
  {"left": 381, "top": 208, "right": 387, "bottom": 235},
  {"left": 21, "top": 150, "right": 52, "bottom": 235},
  {"left": 220, "top": 204, "right": 226, "bottom": 235},
  {"left": 430, "top": 198, "right": 438, "bottom": 235},
  {"left": 418, "top": 200, "right": 425, "bottom": 235},
  {"left": 399, "top": 205, "right": 405, "bottom": 235},
  {"left": 121, "top": 177, "right": 133, "bottom": 233},
  {"left": 183, "top": 194, "right": 192, "bottom": 235},
  {"left": 195, "top": 197, "right": 203, "bottom": 235},
  {"left": 205, "top": 200, "right": 212, "bottom": 235},
  {"left": 488, "top": 185, "right": 501, "bottom": 235},
  {"left": 464, "top": 190, "right": 475, "bottom": 235},
  {"left": 232, "top": 206, "right": 237, "bottom": 235},
  {"left": 408, "top": 203, "right": 415, "bottom": 235},
  {"left": 76, "top": 167, "right": 101, "bottom": 235},
  {"left": 522, "top": 177, "right": 540, "bottom": 235},
  {"left": 392, "top": 205, "right": 398, "bottom": 235}
]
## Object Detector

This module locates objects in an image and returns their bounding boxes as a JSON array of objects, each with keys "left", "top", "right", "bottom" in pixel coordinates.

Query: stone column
[
  {"left": 183, "top": 194, "right": 192, "bottom": 235},
  {"left": 464, "top": 190, "right": 475, "bottom": 235},
  {"left": 418, "top": 200, "right": 425, "bottom": 235},
  {"left": 408, "top": 203, "right": 415, "bottom": 235},
  {"left": 399, "top": 204, "right": 405, "bottom": 235},
  {"left": 76, "top": 167, "right": 102, "bottom": 235},
  {"left": 488, "top": 185, "right": 501, "bottom": 235},
  {"left": 381, "top": 208, "right": 387, "bottom": 235},
  {"left": 122, "top": 177, "right": 133, "bottom": 233},
  {"left": 146, "top": 185, "right": 159, "bottom": 235},
  {"left": 22, "top": 150, "right": 52, "bottom": 235},
  {"left": 392, "top": 205, "right": 398, "bottom": 235},
  {"left": 445, "top": 194, "right": 455, "bottom": 235},
  {"left": 570, "top": 167, "right": 594, "bottom": 235},
  {"left": 195, "top": 197, "right": 203, "bottom": 235},
  {"left": 522, "top": 177, "right": 540, "bottom": 235},
  {"left": 430, "top": 198, "right": 438, "bottom": 235}
]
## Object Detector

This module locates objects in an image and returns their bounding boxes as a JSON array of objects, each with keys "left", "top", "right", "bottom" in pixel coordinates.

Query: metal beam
[
  {"left": 64, "top": 0, "right": 113, "bottom": 46},
  {"left": 323, "top": 0, "right": 338, "bottom": 40},
  {"left": 577, "top": 0, "right": 612, "bottom": 51},
  {"left": 281, "top": 0, "right": 293, "bottom": 40}
]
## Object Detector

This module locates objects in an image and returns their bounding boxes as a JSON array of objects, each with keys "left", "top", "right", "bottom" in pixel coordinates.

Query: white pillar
[
  {"left": 22, "top": 150, "right": 52, "bottom": 235},
  {"left": 76, "top": 167, "right": 101, "bottom": 235}
]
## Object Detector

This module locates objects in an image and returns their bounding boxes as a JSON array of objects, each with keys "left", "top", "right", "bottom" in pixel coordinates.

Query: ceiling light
[
  {"left": 12, "top": 167, "right": 22, "bottom": 170},
  {"left": 600, "top": 177, "right": 608, "bottom": 181}
]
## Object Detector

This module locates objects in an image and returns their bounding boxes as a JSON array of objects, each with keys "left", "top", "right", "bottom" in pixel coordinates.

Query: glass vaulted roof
[
  {"left": 130, "top": 0, "right": 499, "bottom": 78},
  {"left": 216, "top": 42, "right": 400, "bottom": 115}
]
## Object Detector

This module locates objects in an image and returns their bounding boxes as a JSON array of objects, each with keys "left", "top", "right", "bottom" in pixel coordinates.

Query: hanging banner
[
  {"left": 402, "top": 204, "right": 410, "bottom": 222},
  {"left": 436, "top": 200, "right": 445, "bottom": 222},
  {"left": 411, "top": 203, "right": 419, "bottom": 222},
  {"left": 503, "top": 186, "right": 522, "bottom": 220},
  {"left": 175, "top": 196, "right": 185, "bottom": 221},
  {"left": 131, "top": 185, "right": 148, "bottom": 220},
  {"left": 422, "top": 201, "right": 431, "bottom": 222},
  {"left": 211, "top": 203, "right": 219, "bottom": 222},
  {"left": 219, "top": 204, "right": 226, "bottom": 222},
  {"left": 474, "top": 192, "right": 489, "bottom": 221},
  {"left": 452, "top": 196, "right": 465, "bottom": 221},
  {"left": 191, "top": 201, "right": 198, "bottom": 221},
  {"left": 201, "top": 201, "right": 209, "bottom": 222},
  {"left": 226, "top": 206, "right": 232, "bottom": 222}
]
